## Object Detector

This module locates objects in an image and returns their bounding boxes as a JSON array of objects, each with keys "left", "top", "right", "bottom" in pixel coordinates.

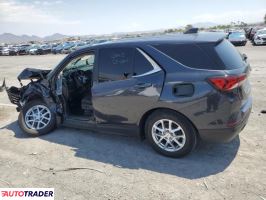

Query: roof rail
[{"left": 184, "top": 28, "right": 199, "bottom": 34}]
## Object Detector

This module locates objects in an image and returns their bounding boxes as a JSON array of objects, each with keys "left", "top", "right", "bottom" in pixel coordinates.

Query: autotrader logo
[{"left": 0, "top": 188, "right": 54, "bottom": 200}]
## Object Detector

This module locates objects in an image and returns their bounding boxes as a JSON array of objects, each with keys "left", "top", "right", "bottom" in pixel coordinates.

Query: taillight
[{"left": 208, "top": 74, "right": 246, "bottom": 91}]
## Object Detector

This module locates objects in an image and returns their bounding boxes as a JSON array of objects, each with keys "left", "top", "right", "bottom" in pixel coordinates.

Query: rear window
[
  {"left": 214, "top": 40, "right": 245, "bottom": 69},
  {"left": 153, "top": 39, "right": 244, "bottom": 70}
]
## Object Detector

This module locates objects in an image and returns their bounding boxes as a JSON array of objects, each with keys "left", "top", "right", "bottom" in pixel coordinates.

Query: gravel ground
[{"left": 0, "top": 42, "right": 266, "bottom": 200}]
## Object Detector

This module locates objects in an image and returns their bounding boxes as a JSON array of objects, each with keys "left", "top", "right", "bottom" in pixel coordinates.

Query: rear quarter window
[
  {"left": 153, "top": 39, "right": 245, "bottom": 70},
  {"left": 214, "top": 39, "right": 245, "bottom": 69},
  {"left": 153, "top": 43, "right": 221, "bottom": 70}
]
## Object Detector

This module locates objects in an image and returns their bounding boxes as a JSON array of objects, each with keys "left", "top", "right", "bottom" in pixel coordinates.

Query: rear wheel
[
  {"left": 145, "top": 110, "right": 197, "bottom": 157},
  {"left": 18, "top": 100, "right": 56, "bottom": 136}
]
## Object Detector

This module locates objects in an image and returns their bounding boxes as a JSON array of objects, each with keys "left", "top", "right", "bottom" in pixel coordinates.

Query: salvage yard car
[
  {"left": 253, "top": 28, "right": 266, "bottom": 45},
  {"left": 1, "top": 47, "right": 17, "bottom": 56},
  {"left": 227, "top": 31, "right": 247, "bottom": 46},
  {"left": 0, "top": 33, "right": 252, "bottom": 157}
]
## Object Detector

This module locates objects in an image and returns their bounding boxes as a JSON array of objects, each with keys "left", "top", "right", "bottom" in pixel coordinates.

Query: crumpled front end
[{"left": 0, "top": 68, "right": 57, "bottom": 113}]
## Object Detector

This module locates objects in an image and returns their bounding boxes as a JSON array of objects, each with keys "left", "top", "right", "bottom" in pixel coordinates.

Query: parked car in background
[
  {"left": 52, "top": 44, "right": 64, "bottom": 54},
  {"left": 1, "top": 33, "right": 252, "bottom": 157},
  {"left": 245, "top": 27, "right": 253, "bottom": 39},
  {"left": 227, "top": 31, "right": 247, "bottom": 46},
  {"left": 28, "top": 44, "right": 51, "bottom": 55},
  {"left": 253, "top": 28, "right": 266, "bottom": 45},
  {"left": 28, "top": 45, "right": 41, "bottom": 55},
  {"left": 2, "top": 47, "right": 10, "bottom": 56},
  {"left": 69, "top": 42, "right": 87, "bottom": 53},
  {"left": 18, "top": 45, "right": 30, "bottom": 55},
  {"left": 40, "top": 44, "right": 52, "bottom": 54},
  {"left": 1, "top": 47, "right": 17, "bottom": 56},
  {"left": 249, "top": 27, "right": 265, "bottom": 42},
  {"left": 61, "top": 42, "right": 75, "bottom": 54}
]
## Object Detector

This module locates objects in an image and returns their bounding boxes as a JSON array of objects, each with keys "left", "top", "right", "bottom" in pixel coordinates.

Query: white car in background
[
  {"left": 253, "top": 28, "right": 266, "bottom": 45},
  {"left": 1, "top": 47, "right": 10, "bottom": 56}
]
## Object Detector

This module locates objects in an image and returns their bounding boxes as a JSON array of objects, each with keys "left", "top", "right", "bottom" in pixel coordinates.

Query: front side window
[
  {"left": 98, "top": 48, "right": 134, "bottom": 82},
  {"left": 64, "top": 54, "right": 95, "bottom": 72}
]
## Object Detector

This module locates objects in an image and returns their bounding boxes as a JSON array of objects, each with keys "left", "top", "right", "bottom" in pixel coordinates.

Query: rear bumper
[{"left": 198, "top": 97, "right": 252, "bottom": 143}]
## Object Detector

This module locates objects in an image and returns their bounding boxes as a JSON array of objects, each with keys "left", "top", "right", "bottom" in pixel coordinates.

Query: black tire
[
  {"left": 18, "top": 100, "right": 56, "bottom": 137},
  {"left": 145, "top": 110, "right": 197, "bottom": 158}
]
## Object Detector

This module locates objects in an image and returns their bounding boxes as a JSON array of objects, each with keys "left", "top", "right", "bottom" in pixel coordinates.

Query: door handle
[{"left": 134, "top": 83, "right": 152, "bottom": 89}]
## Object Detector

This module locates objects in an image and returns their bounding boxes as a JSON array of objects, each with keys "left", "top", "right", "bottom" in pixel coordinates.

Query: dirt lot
[{"left": 0, "top": 43, "right": 266, "bottom": 200}]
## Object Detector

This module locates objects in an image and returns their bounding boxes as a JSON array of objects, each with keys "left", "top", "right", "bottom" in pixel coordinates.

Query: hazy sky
[{"left": 0, "top": 0, "right": 265, "bottom": 36}]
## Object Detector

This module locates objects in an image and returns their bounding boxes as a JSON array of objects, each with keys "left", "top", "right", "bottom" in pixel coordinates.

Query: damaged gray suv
[{"left": 1, "top": 33, "right": 252, "bottom": 157}]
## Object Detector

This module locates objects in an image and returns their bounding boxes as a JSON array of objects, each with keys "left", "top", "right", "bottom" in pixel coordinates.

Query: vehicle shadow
[{"left": 4, "top": 121, "right": 240, "bottom": 179}]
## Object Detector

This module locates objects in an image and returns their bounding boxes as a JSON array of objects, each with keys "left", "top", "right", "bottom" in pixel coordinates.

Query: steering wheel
[{"left": 72, "top": 70, "right": 88, "bottom": 88}]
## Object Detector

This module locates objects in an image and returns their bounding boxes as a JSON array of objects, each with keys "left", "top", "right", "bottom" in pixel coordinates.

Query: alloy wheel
[
  {"left": 151, "top": 119, "right": 186, "bottom": 152},
  {"left": 25, "top": 105, "right": 51, "bottom": 130}
]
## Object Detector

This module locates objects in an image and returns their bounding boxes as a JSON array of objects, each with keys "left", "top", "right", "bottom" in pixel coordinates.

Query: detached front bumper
[
  {"left": 6, "top": 86, "right": 21, "bottom": 105},
  {"left": 0, "top": 80, "right": 22, "bottom": 109}
]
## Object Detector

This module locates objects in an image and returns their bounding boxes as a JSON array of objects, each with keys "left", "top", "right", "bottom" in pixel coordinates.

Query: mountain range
[
  {"left": 0, "top": 22, "right": 218, "bottom": 44},
  {"left": 0, "top": 33, "right": 68, "bottom": 44}
]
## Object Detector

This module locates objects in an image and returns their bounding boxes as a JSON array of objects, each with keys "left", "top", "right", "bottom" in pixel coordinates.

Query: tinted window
[
  {"left": 98, "top": 48, "right": 134, "bottom": 82},
  {"left": 215, "top": 40, "right": 244, "bottom": 69},
  {"left": 133, "top": 50, "right": 153, "bottom": 75},
  {"left": 153, "top": 44, "right": 218, "bottom": 70}
]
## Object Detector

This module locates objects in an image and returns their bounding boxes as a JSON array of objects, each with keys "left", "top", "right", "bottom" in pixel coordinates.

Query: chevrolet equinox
[{"left": 1, "top": 33, "right": 252, "bottom": 157}]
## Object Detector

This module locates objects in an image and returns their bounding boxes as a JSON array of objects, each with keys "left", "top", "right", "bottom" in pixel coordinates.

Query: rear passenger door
[{"left": 92, "top": 46, "right": 164, "bottom": 127}]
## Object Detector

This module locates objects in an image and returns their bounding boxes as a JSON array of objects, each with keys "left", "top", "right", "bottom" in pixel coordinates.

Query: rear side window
[
  {"left": 133, "top": 50, "right": 153, "bottom": 75},
  {"left": 153, "top": 43, "right": 221, "bottom": 70},
  {"left": 154, "top": 40, "right": 244, "bottom": 70},
  {"left": 215, "top": 40, "right": 245, "bottom": 69},
  {"left": 98, "top": 48, "right": 134, "bottom": 82}
]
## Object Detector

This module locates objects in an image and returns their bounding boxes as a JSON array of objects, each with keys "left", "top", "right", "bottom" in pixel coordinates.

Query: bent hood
[{"left": 18, "top": 68, "right": 51, "bottom": 81}]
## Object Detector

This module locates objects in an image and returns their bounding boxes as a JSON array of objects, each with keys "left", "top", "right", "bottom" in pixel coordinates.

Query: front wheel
[
  {"left": 145, "top": 110, "right": 197, "bottom": 157},
  {"left": 18, "top": 100, "right": 56, "bottom": 136}
]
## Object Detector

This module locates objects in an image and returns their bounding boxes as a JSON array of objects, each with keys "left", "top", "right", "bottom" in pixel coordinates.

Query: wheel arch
[
  {"left": 138, "top": 107, "right": 199, "bottom": 140},
  {"left": 21, "top": 87, "right": 58, "bottom": 114}
]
